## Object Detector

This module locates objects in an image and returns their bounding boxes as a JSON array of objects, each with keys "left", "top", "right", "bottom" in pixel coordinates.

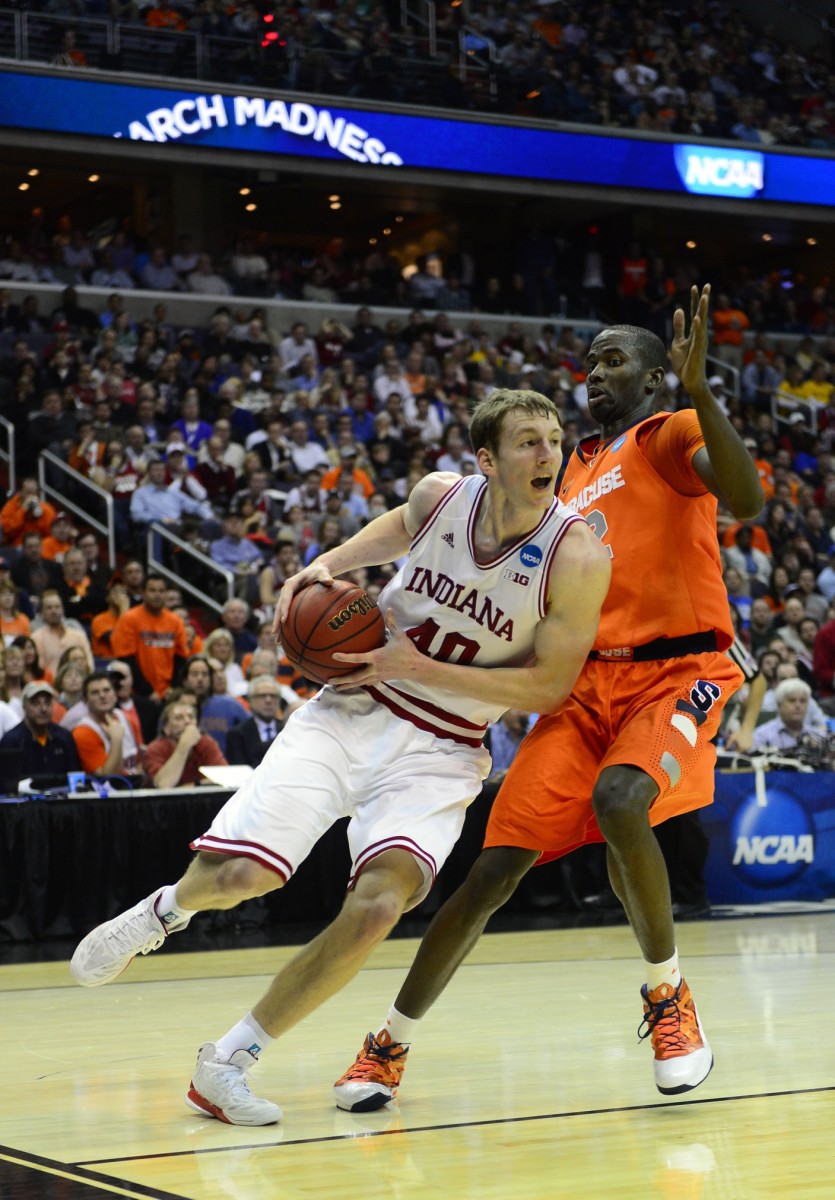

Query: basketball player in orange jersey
[
  {"left": 69, "top": 389, "right": 610, "bottom": 1125},
  {"left": 335, "top": 284, "right": 764, "bottom": 1111}
]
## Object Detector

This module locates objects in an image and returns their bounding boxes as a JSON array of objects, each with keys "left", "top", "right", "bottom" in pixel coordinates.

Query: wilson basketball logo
[{"left": 327, "top": 594, "right": 379, "bottom": 631}]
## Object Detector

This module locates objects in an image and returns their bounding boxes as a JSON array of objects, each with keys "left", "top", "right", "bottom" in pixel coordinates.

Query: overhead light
[
  {"left": 239, "top": 187, "right": 251, "bottom": 196},
  {"left": 382, "top": 227, "right": 391, "bottom": 235},
  {"left": 762, "top": 233, "right": 772, "bottom": 242},
  {"left": 395, "top": 215, "right": 404, "bottom": 223},
  {"left": 88, "top": 174, "right": 100, "bottom": 182},
  {"left": 329, "top": 194, "right": 340, "bottom": 202},
  {"left": 807, "top": 237, "right": 818, "bottom": 246},
  {"left": 369, "top": 237, "right": 378, "bottom": 245},
  {"left": 330, "top": 202, "right": 341, "bottom": 211},
  {"left": 27, "top": 168, "right": 39, "bottom": 177},
  {"left": 245, "top": 203, "right": 257, "bottom": 212},
  {"left": 686, "top": 240, "right": 697, "bottom": 249},
  {"left": 18, "top": 182, "right": 29, "bottom": 191}
]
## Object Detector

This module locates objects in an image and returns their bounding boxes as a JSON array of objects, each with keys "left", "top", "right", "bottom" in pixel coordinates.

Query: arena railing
[
  {"left": 38, "top": 449, "right": 116, "bottom": 568},
  {"left": 706, "top": 354, "right": 741, "bottom": 400},
  {"left": 770, "top": 390, "right": 819, "bottom": 437},
  {"left": 0, "top": 416, "right": 15, "bottom": 497},
  {"left": 146, "top": 521, "right": 233, "bottom": 618}
]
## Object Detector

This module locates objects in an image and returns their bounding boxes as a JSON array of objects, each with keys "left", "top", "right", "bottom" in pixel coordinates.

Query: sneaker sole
[
  {"left": 335, "top": 1090, "right": 395, "bottom": 1114},
  {"left": 656, "top": 1053, "right": 714, "bottom": 1096},
  {"left": 185, "top": 1085, "right": 282, "bottom": 1126}
]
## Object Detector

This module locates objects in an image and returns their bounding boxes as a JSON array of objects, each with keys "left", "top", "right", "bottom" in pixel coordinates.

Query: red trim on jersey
[
  {"left": 189, "top": 834, "right": 292, "bottom": 881},
  {"left": 365, "top": 684, "right": 485, "bottom": 746},
  {"left": 537, "top": 514, "right": 585, "bottom": 618},
  {"left": 466, "top": 484, "right": 559, "bottom": 569},
  {"left": 376, "top": 681, "right": 488, "bottom": 732},
  {"left": 409, "top": 475, "right": 469, "bottom": 551}
]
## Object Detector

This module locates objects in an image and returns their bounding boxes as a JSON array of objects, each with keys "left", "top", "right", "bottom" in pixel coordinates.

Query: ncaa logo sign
[
  {"left": 673, "top": 144, "right": 764, "bottom": 199},
  {"left": 730, "top": 788, "right": 814, "bottom": 887},
  {"left": 520, "top": 544, "right": 543, "bottom": 568}
]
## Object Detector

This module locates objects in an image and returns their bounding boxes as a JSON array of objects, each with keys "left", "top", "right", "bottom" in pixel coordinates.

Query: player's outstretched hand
[
  {"left": 274, "top": 565, "right": 336, "bottom": 636},
  {"left": 330, "top": 609, "right": 422, "bottom": 688},
  {"left": 671, "top": 282, "right": 710, "bottom": 395}
]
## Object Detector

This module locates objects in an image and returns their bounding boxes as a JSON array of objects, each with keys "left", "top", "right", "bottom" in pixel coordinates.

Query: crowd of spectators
[
  {"left": 5, "top": 214, "right": 835, "bottom": 337},
  {"left": 32, "top": 0, "right": 835, "bottom": 150},
  {"left": 0, "top": 261, "right": 835, "bottom": 784}
]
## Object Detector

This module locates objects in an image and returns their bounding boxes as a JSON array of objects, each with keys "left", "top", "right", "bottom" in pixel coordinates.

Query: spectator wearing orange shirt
[
  {"left": 0, "top": 479, "right": 57, "bottom": 548},
  {"left": 711, "top": 294, "right": 750, "bottom": 372},
  {"left": 110, "top": 574, "right": 189, "bottom": 700},
  {"left": 41, "top": 511, "right": 77, "bottom": 562},
  {"left": 73, "top": 671, "right": 141, "bottom": 778},
  {"left": 91, "top": 576, "right": 132, "bottom": 658},
  {"left": 0, "top": 580, "right": 31, "bottom": 644},
  {"left": 145, "top": 0, "right": 187, "bottom": 30},
  {"left": 319, "top": 447, "right": 375, "bottom": 499}
]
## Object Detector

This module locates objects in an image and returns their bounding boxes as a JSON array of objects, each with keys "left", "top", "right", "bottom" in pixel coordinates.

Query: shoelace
[
  {"left": 637, "top": 987, "right": 695, "bottom": 1052},
  {"left": 204, "top": 1060, "right": 256, "bottom": 1102},
  {"left": 345, "top": 1033, "right": 408, "bottom": 1081},
  {"left": 104, "top": 912, "right": 165, "bottom": 958}
]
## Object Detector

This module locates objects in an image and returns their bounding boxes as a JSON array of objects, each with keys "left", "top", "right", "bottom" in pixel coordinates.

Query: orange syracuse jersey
[{"left": 558, "top": 410, "right": 733, "bottom": 652}]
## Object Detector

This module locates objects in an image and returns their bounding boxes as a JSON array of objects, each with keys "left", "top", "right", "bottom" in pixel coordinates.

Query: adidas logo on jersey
[{"left": 442, "top": 532, "right": 455, "bottom": 548}]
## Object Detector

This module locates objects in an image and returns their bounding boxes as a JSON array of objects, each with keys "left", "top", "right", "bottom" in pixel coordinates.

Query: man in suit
[{"left": 225, "top": 675, "right": 283, "bottom": 769}]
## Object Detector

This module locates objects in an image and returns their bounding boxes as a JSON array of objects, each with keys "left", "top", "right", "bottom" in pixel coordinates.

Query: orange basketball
[{"left": 277, "top": 580, "right": 386, "bottom": 685}]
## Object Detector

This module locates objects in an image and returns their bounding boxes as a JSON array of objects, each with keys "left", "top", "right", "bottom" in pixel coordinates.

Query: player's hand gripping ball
[{"left": 277, "top": 579, "right": 386, "bottom": 685}]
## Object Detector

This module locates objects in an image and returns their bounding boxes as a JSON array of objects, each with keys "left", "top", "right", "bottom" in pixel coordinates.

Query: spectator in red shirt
[{"left": 144, "top": 700, "right": 227, "bottom": 788}]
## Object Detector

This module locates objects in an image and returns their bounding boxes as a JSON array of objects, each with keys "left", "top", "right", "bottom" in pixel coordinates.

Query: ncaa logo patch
[
  {"left": 520, "top": 544, "right": 543, "bottom": 568},
  {"left": 609, "top": 434, "right": 627, "bottom": 453}
]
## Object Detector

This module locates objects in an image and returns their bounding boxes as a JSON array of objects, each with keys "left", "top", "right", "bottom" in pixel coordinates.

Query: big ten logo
[
  {"left": 502, "top": 568, "right": 530, "bottom": 586},
  {"left": 327, "top": 594, "right": 377, "bottom": 631},
  {"left": 730, "top": 787, "right": 815, "bottom": 887}
]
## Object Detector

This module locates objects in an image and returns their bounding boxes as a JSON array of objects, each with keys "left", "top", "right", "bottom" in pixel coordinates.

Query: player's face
[
  {"left": 586, "top": 336, "right": 654, "bottom": 425},
  {"left": 488, "top": 413, "right": 563, "bottom": 508}
]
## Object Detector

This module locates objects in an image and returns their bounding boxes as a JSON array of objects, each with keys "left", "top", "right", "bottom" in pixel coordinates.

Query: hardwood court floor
[{"left": 2, "top": 914, "right": 834, "bottom": 1199}]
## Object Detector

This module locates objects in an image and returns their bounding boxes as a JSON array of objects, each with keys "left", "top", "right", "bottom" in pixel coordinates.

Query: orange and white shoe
[
  {"left": 638, "top": 978, "right": 713, "bottom": 1095},
  {"left": 333, "top": 1030, "right": 409, "bottom": 1112}
]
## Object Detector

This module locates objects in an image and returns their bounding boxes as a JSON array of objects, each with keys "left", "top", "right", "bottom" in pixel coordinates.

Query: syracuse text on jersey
[{"left": 563, "top": 464, "right": 626, "bottom": 514}]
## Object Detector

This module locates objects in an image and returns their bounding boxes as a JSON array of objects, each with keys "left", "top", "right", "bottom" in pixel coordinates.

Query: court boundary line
[
  {"left": 0, "top": 1145, "right": 187, "bottom": 1200},
  {"left": 73, "top": 1082, "right": 835, "bottom": 1166}
]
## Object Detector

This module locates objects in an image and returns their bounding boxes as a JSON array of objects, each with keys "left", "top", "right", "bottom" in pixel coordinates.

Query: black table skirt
[{"left": 0, "top": 781, "right": 504, "bottom": 943}]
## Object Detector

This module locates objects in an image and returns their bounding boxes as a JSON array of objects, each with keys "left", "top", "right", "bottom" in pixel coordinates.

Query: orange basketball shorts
[{"left": 485, "top": 651, "right": 743, "bottom": 864}]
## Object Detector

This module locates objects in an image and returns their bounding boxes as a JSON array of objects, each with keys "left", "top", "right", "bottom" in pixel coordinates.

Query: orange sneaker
[
  {"left": 638, "top": 978, "right": 713, "bottom": 1095},
  {"left": 333, "top": 1030, "right": 409, "bottom": 1112}
]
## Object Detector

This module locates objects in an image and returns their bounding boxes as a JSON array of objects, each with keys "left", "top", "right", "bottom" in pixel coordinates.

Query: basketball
[{"left": 278, "top": 580, "right": 386, "bottom": 685}]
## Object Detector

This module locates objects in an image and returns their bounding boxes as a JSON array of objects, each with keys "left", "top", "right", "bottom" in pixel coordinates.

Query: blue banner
[
  {"left": 0, "top": 69, "right": 833, "bottom": 206},
  {"left": 703, "top": 771, "right": 835, "bottom": 903}
]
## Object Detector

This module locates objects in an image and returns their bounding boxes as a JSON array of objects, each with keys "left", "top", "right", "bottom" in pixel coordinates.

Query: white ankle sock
[
  {"left": 380, "top": 1004, "right": 421, "bottom": 1046},
  {"left": 155, "top": 884, "right": 195, "bottom": 930},
  {"left": 644, "top": 948, "right": 680, "bottom": 992},
  {"left": 215, "top": 1013, "right": 275, "bottom": 1065}
]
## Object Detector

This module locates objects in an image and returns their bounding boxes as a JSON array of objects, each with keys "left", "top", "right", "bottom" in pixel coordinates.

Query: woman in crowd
[
  {"left": 203, "top": 627, "right": 244, "bottom": 693},
  {"left": 0, "top": 580, "right": 31, "bottom": 644}
]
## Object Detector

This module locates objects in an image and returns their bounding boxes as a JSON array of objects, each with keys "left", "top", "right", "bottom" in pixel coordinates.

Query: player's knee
[
  {"left": 212, "top": 855, "right": 283, "bottom": 901},
  {"left": 464, "top": 848, "right": 530, "bottom": 913},
  {"left": 343, "top": 890, "right": 403, "bottom": 947},
  {"left": 592, "top": 772, "right": 655, "bottom": 841}
]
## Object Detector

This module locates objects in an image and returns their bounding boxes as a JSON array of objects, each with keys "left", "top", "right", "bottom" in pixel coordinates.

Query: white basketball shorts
[{"left": 191, "top": 688, "right": 491, "bottom": 907}]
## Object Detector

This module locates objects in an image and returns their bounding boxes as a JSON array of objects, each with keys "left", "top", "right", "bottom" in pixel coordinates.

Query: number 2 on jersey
[{"left": 585, "top": 509, "right": 614, "bottom": 558}]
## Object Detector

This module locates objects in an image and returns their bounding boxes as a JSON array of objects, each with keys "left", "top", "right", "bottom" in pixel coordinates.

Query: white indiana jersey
[{"left": 368, "top": 474, "right": 583, "bottom": 745}]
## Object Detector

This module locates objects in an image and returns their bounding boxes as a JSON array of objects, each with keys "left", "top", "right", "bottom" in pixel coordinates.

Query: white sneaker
[
  {"left": 70, "top": 887, "right": 189, "bottom": 987},
  {"left": 186, "top": 1043, "right": 282, "bottom": 1126}
]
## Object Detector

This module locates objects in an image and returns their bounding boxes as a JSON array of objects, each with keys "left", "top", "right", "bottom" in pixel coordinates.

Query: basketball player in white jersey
[{"left": 69, "top": 389, "right": 610, "bottom": 1126}]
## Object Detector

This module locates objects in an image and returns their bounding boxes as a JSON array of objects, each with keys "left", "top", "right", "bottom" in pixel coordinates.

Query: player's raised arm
[
  {"left": 332, "top": 520, "right": 611, "bottom": 715},
  {"left": 671, "top": 283, "right": 763, "bottom": 519}
]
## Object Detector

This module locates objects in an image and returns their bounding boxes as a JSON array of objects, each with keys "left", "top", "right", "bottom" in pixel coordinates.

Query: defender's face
[{"left": 586, "top": 335, "right": 652, "bottom": 424}]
